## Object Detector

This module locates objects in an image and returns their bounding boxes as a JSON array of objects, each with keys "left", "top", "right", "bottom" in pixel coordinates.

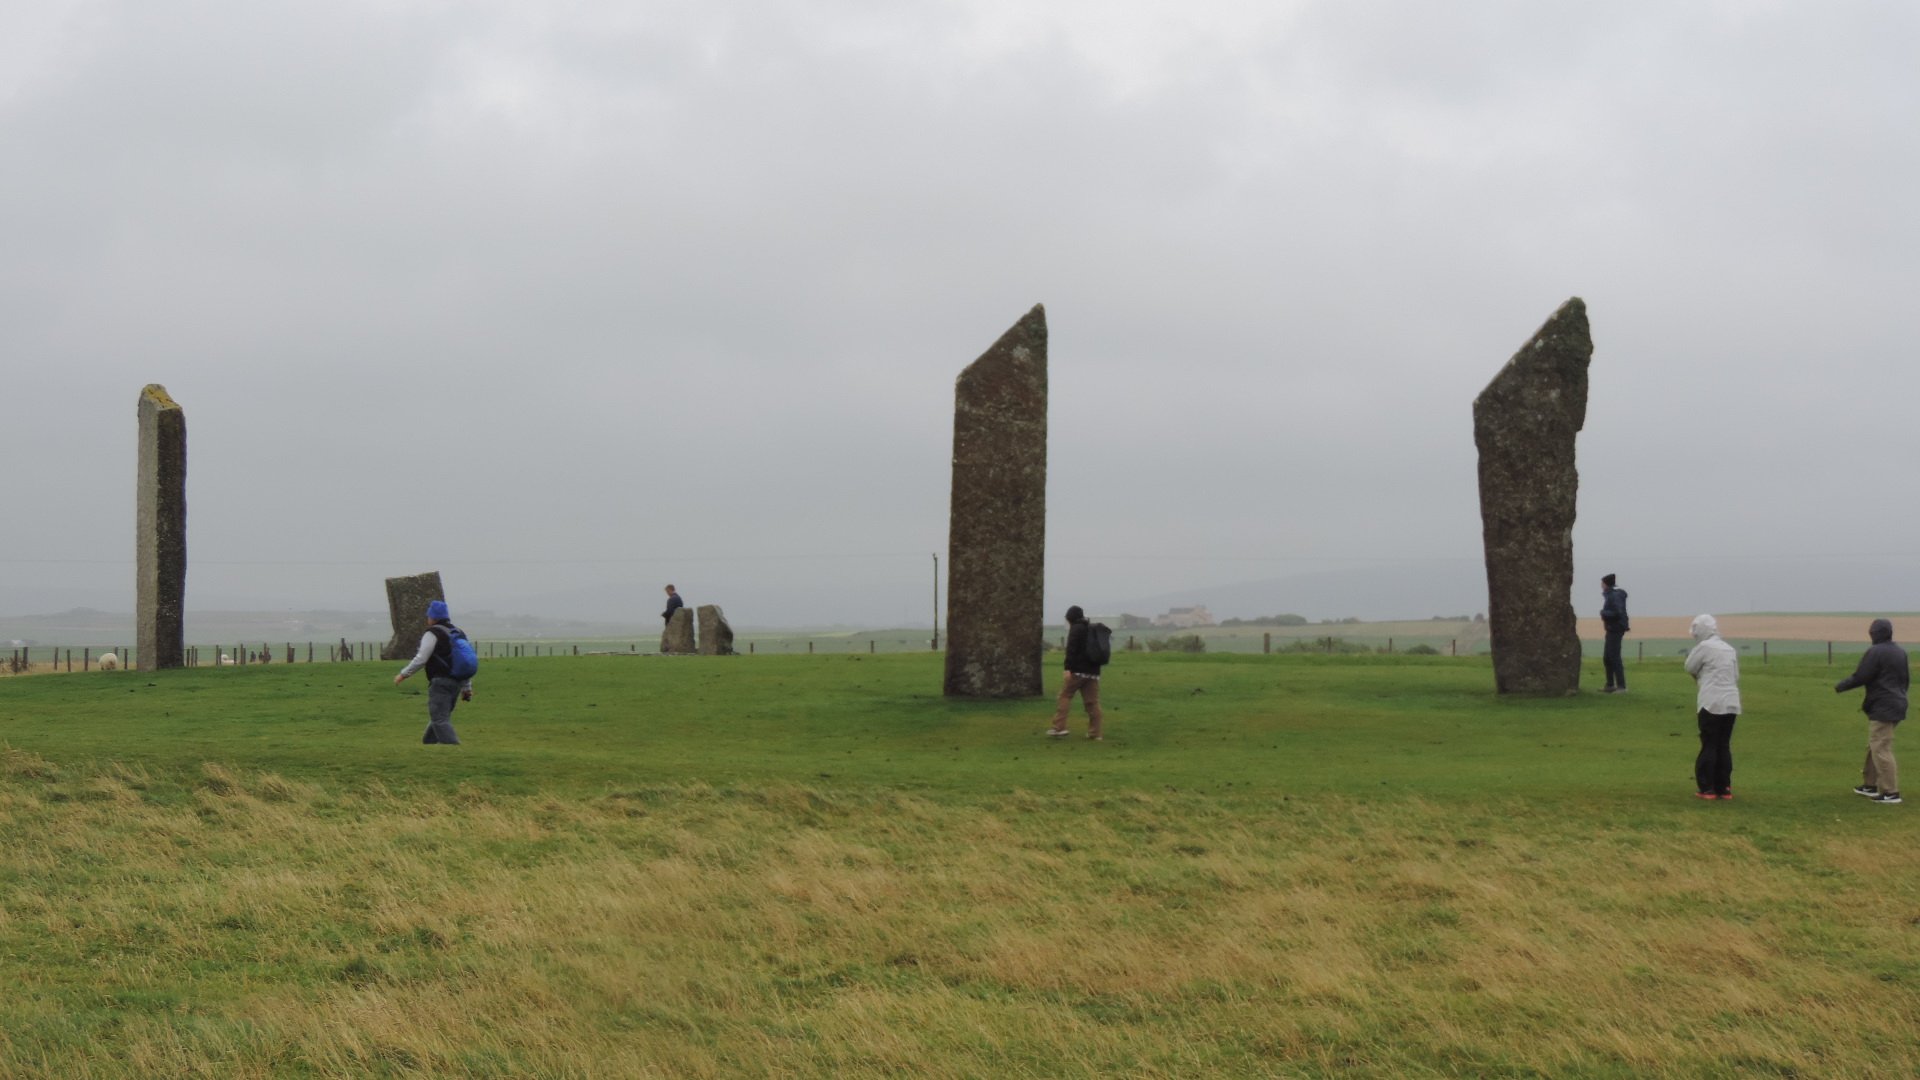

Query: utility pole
[{"left": 932, "top": 553, "right": 940, "bottom": 650}]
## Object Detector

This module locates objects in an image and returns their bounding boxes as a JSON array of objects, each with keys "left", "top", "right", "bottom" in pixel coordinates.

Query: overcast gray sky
[{"left": 3, "top": 0, "right": 1917, "bottom": 627}]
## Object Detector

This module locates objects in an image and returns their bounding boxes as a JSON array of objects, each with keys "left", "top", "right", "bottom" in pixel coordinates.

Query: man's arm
[
  {"left": 1837, "top": 649, "right": 1880, "bottom": 693},
  {"left": 393, "top": 629, "right": 437, "bottom": 685}
]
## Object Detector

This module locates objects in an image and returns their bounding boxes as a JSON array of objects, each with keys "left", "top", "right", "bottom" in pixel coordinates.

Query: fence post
[
  {"left": 1763, "top": 641, "right": 1769, "bottom": 664},
  {"left": 84, "top": 647, "right": 90, "bottom": 671},
  {"left": 1387, "top": 638, "right": 1393, "bottom": 654},
  {"left": 1638, "top": 641, "right": 1643, "bottom": 663},
  {"left": 1828, "top": 641, "right": 1833, "bottom": 665},
  {"left": 870, "top": 640, "right": 875, "bottom": 654},
  {"left": 1264, "top": 632, "right": 1271, "bottom": 654},
  {"left": 808, "top": 641, "right": 814, "bottom": 654},
  {"left": 1451, "top": 638, "right": 1456, "bottom": 656},
  {"left": 750, "top": 642, "right": 755, "bottom": 654}
]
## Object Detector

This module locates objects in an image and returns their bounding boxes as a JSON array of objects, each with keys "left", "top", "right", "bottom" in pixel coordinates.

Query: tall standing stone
[
  {"left": 136, "top": 385, "right": 188, "bottom": 672},
  {"left": 662, "top": 608, "right": 696, "bottom": 654},
  {"left": 696, "top": 605, "right": 736, "bottom": 656},
  {"left": 1473, "top": 297, "right": 1591, "bottom": 695},
  {"left": 379, "top": 572, "right": 446, "bottom": 660},
  {"left": 944, "top": 304, "right": 1047, "bottom": 698}
]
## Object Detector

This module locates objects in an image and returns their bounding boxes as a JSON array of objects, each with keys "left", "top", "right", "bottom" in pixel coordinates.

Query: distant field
[{"left": 2, "top": 652, "right": 1918, "bottom": 1076}]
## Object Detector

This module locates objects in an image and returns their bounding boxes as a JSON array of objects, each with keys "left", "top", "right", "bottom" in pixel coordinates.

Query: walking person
[
  {"left": 662, "top": 584, "right": 684, "bottom": 625},
  {"left": 1600, "top": 573, "right": 1630, "bottom": 693},
  {"left": 393, "top": 600, "right": 477, "bottom": 745},
  {"left": 1684, "top": 614, "right": 1741, "bottom": 800},
  {"left": 1836, "top": 618, "right": 1907, "bottom": 805},
  {"left": 1047, "top": 606, "right": 1107, "bottom": 740}
]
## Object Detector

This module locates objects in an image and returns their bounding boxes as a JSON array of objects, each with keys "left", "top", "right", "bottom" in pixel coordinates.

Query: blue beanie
[{"left": 427, "top": 600, "right": 450, "bottom": 621}]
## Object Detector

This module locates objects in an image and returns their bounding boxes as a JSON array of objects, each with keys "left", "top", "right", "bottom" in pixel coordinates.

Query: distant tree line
[{"left": 1219, "top": 614, "right": 1309, "bottom": 626}]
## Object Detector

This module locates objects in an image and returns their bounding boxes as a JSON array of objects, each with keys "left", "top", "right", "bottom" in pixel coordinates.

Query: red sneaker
[
  {"left": 1694, "top": 792, "right": 1716, "bottom": 800},
  {"left": 1717, "top": 791, "right": 1734, "bottom": 801}
]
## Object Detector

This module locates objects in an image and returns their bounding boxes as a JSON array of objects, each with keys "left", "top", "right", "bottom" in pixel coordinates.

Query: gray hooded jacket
[{"left": 1836, "top": 618, "right": 1908, "bottom": 725}]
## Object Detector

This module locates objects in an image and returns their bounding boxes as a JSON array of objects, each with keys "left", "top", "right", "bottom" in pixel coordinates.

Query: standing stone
[
  {"left": 696, "top": 605, "right": 736, "bottom": 655},
  {"left": 379, "top": 572, "right": 446, "bottom": 660},
  {"left": 944, "top": 304, "right": 1047, "bottom": 698},
  {"left": 1473, "top": 297, "right": 1591, "bottom": 695},
  {"left": 661, "top": 607, "right": 696, "bottom": 654},
  {"left": 136, "top": 384, "right": 187, "bottom": 672}
]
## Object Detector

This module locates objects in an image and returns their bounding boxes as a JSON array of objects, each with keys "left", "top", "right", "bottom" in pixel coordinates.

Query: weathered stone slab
[
  {"left": 944, "top": 304, "right": 1047, "bottom": 698},
  {"left": 696, "top": 605, "right": 736, "bottom": 655},
  {"left": 136, "top": 384, "right": 187, "bottom": 672},
  {"left": 379, "top": 572, "right": 446, "bottom": 660},
  {"left": 662, "top": 607, "right": 696, "bottom": 654},
  {"left": 1473, "top": 297, "right": 1591, "bottom": 695}
]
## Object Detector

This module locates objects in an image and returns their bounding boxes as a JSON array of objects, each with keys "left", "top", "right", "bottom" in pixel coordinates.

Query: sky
[{"left": 2, "top": 0, "right": 1918, "bottom": 628}]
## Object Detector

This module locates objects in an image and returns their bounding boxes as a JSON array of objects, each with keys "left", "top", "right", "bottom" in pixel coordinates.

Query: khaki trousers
[
  {"left": 1864, "top": 720, "right": 1899, "bottom": 795},
  {"left": 1051, "top": 673, "right": 1103, "bottom": 737}
]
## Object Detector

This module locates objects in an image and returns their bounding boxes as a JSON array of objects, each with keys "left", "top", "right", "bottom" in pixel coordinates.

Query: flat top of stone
[{"left": 141, "top": 384, "right": 182, "bottom": 411}]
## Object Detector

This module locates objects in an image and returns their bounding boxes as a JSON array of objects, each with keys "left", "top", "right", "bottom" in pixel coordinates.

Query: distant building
[{"left": 1153, "top": 605, "right": 1216, "bottom": 629}]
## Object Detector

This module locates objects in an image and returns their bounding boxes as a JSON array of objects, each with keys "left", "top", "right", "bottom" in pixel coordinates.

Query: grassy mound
[{"left": 2, "top": 653, "right": 1917, "bottom": 1077}]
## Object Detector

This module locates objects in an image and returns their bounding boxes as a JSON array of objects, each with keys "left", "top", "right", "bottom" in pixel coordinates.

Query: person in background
[
  {"left": 1684, "top": 614, "right": 1741, "bottom": 800},
  {"left": 1047, "top": 605, "right": 1105, "bottom": 740},
  {"left": 1600, "top": 573, "right": 1630, "bottom": 693},
  {"left": 393, "top": 600, "right": 472, "bottom": 745},
  {"left": 1837, "top": 618, "right": 1907, "bottom": 805},
  {"left": 662, "top": 584, "right": 684, "bottom": 625}
]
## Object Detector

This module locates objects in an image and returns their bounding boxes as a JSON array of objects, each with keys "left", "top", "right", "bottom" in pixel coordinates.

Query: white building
[{"left": 1153, "top": 605, "right": 1215, "bottom": 629}]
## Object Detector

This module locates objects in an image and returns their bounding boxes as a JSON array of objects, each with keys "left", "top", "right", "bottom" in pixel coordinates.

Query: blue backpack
[{"left": 439, "top": 624, "right": 480, "bottom": 680}]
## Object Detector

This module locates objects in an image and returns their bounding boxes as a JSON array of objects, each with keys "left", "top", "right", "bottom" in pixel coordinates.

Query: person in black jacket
[
  {"left": 661, "top": 584, "right": 684, "bottom": 625},
  {"left": 1047, "top": 605, "right": 1105, "bottom": 740},
  {"left": 1837, "top": 617, "right": 1908, "bottom": 804},
  {"left": 1600, "top": 574, "right": 1630, "bottom": 693}
]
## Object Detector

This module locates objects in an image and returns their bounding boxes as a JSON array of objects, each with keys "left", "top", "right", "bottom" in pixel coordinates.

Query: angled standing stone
[
  {"left": 696, "top": 605, "right": 736, "bottom": 656},
  {"left": 1474, "top": 297, "right": 1591, "bottom": 695},
  {"left": 379, "top": 572, "right": 446, "bottom": 660},
  {"left": 661, "top": 607, "right": 696, "bottom": 654},
  {"left": 136, "top": 385, "right": 187, "bottom": 672},
  {"left": 944, "top": 304, "right": 1048, "bottom": 698}
]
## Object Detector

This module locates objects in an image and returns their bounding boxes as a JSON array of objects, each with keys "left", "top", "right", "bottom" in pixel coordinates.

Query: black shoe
[
  {"left": 1601, "top": 686, "right": 1617, "bottom": 693},
  {"left": 1854, "top": 785, "right": 1880, "bottom": 797},
  {"left": 1872, "top": 792, "right": 1903, "bottom": 804}
]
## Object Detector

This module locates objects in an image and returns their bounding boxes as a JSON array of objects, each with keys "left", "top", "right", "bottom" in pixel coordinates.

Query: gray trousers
[{"left": 424, "top": 677, "right": 463, "bottom": 745}]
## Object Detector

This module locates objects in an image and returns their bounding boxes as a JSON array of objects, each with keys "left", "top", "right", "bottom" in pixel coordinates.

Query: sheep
[
  {"left": 219, "top": 653, "right": 233, "bottom": 666},
  {"left": 98, "top": 652, "right": 119, "bottom": 671}
]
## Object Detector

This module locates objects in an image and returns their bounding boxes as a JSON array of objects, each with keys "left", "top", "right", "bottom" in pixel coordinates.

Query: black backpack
[{"left": 1085, "top": 622, "right": 1113, "bottom": 666}]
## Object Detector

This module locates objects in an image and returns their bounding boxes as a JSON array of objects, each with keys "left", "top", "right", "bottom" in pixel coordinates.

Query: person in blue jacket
[{"left": 1600, "top": 574, "right": 1630, "bottom": 693}]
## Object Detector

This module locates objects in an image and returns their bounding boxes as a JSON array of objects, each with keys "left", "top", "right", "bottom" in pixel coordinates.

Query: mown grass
[{"left": 2, "top": 653, "right": 1918, "bottom": 1077}]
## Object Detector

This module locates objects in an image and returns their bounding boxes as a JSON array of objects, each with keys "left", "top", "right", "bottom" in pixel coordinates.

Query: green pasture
[
  {"left": 0, "top": 651, "right": 1896, "bottom": 801},
  {"left": 4, "top": 653, "right": 1919, "bottom": 1078}
]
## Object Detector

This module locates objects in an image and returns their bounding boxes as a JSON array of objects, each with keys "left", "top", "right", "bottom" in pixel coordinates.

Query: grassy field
[{"left": 2, "top": 652, "right": 1918, "bottom": 1077}]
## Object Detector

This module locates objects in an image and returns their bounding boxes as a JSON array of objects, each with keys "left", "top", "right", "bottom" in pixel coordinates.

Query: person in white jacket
[{"left": 1685, "top": 614, "right": 1742, "bottom": 800}]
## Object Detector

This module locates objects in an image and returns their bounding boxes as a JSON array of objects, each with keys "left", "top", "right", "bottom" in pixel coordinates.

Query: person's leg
[
  {"left": 1049, "top": 673, "right": 1075, "bottom": 734},
  {"left": 1715, "top": 714, "right": 1736, "bottom": 795},
  {"left": 1081, "top": 677, "right": 1103, "bottom": 739},
  {"left": 1695, "top": 709, "right": 1715, "bottom": 794},
  {"left": 1603, "top": 632, "right": 1625, "bottom": 689},
  {"left": 1869, "top": 720, "right": 1898, "bottom": 795},
  {"left": 423, "top": 677, "right": 462, "bottom": 745},
  {"left": 1863, "top": 726, "right": 1881, "bottom": 791}
]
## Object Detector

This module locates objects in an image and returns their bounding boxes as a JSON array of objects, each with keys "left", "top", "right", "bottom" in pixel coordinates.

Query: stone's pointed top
[
  {"left": 956, "top": 305, "right": 1048, "bottom": 405},
  {"left": 140, "top": 384, "right": 181, "bottom": 411},
  {"left": 1474, "top": 296, "right": 1592, "bottom": 428}
]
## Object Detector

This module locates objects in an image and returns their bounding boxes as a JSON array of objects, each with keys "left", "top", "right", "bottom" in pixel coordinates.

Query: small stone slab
[
  {"left": 1473, "top": 297, "right": 1591, "bottom": 695},
  {"left": 379, "top": 572, "right": 446, "bottom": 661},
  {"left": 697, "top": 605, "right": 736, "bottom": 655},
  {"left": 661, "top": 607, "right": 696, "bottom": 654}
]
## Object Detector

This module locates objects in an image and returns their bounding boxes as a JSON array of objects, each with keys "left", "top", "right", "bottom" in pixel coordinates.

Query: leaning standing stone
[
  {"left": 1473, "top": 297, "right": 1591, "bottom": 695},
  {"left": 379, "top": 572, "right": 446, "bottom": 660},
  {"left": 136, "top": 384, "right": 187, "bottom": 672},
  {"left": 944, "top": 304, "right": 1048, "bottom": 698},
  {"left": 696, "top": 605, "right": 736, "bottom": 655},
  {"left": 662, "top": 608, "right": 696, "bottom": 654}
]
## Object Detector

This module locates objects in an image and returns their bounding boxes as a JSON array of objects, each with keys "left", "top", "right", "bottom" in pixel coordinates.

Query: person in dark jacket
[
  {"left": 1047, "top": 605, "right": 1105, "bottom": 740},
  {"left": 661, "top": 584, "right": 684, "bottom": 625},
  {"left": 1836, "top": 618, "right": 1908, "bottom": 804},
  {"left": 1600, "top": 574, "right": 1630, "bottom": 692},
  {"left": 393, "top": 600, "right": 472, "bottom": 745}
]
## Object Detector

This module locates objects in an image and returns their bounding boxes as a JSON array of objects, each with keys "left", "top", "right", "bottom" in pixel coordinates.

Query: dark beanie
[
  {"left": 1602, "top": 574, "right": 1616, "bottom": 588},
  {"left": 1065, "top": 605, "right": 1085, "bottom": 623}
]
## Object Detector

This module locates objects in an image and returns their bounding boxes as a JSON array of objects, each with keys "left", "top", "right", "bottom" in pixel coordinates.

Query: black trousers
[
  {"left": 1695, "top": 709, "right": 1736, "bottom": 795},
  {"left": 1603, "top": 630, "right": 1627, "bottom": 688}
]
